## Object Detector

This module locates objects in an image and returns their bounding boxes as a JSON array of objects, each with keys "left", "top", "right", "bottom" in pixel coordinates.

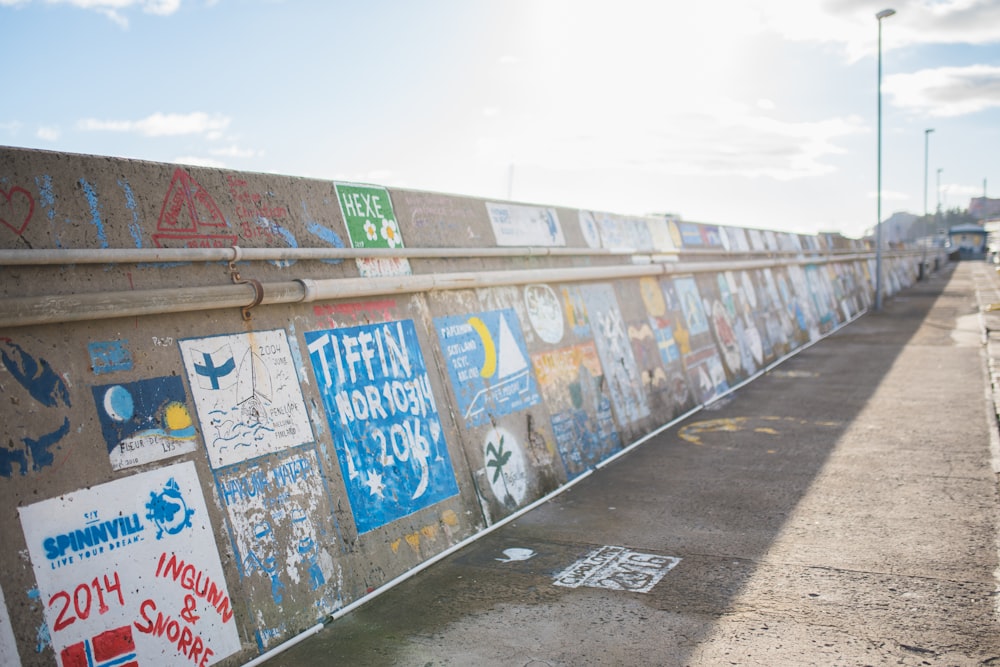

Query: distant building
[
  {"left": 881, "top": 211, "right": 918, "bottom": 246},
  {"left": 969, "top": 197, "right": 1000, "bottom": 220},
  {"left": 948, "top": 223, "right": 987, "bottom": 260}
]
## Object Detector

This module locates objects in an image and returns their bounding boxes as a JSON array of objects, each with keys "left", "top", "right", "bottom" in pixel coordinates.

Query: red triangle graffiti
[{"left": 153, "top": 169, "right": 236, "bottom": 248}]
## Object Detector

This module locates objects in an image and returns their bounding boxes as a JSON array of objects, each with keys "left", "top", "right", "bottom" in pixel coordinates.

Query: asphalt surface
[{"left": 266, "top": 260, "right": 1000, "bottom": 667}]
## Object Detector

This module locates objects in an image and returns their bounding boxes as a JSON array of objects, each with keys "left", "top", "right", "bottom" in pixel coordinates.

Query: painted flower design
[
  {"left": 363, "top": 219, "right": 378, "bottom": 241},
  {"left": 380, "top": 218, "right": 401, "bottom": 248}
]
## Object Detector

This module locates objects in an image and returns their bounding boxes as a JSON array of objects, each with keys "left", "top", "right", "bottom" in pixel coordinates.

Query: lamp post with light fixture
[{"left": 875, "top": 8, "right": 895, "bottom": 312}]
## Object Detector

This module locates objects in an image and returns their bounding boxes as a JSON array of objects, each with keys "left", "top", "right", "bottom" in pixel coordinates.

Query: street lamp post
[
  {"left": 875, "top": 8, "right": 895, "bottom": 312},
  {"left": 924, "top": 128, "right": 934, "bottom": 217}
]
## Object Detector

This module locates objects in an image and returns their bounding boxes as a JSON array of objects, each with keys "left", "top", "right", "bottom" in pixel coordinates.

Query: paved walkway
[{"left": 267, "top": 260, "right": 1000, "bottom": 667}]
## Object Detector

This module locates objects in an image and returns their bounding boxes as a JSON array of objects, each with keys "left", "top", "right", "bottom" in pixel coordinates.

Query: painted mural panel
[
  {"left": 18, "top": 461, "right": 241, "bottom": 666},
  {"left": 0, "top": 584, "right": 20, "bottom": 667},
  {"left": 213, "top": 444, "right": 342, "bottom": 650},
  {"left": 674, "top": 276, "right": 710, "bottom": 337},
  {"left": 805, "top": 264, "right": 840, "bottom": 334},
  {"left": 677, "top": 222, "right": 723, "bottom": 248},
  {"left": 588, "top": 211, "right": 653, "bottom": 251},
  {"left": 580, "top": 283, "right": 650, "bottom": 425},
  {"left": 152, "top": 168, "right": 236, "bottom": 249},
  {"left": 637, "top": 277, "right": 693, "bottom": 412},
  {"left": 684, "top": 345, "right": 730, "bottom": 403},
  {"left": 482, "top": 426, "right": 529, "bottom": 509},
  {"left": 334, "top": 183, "right": 411, "bottom": 277},
  {"left": 532, "top": 343, "right": 620, "bottom": 478},
  {"left": 0, "top": 339, "right": 73, "bottom": 477},
  {"left": 698, "top": 272, "right": 759, "bottom": 381},
  {"left": 178, "top": 329, "right": 313, "bottom": 469},
  {"left": 521, "top": 284, "right": 565, "bottom": 344},
  {"left": 88, "top": 340, "right": 133, "bottom": 375},
  {"left": 646, "top": 216, "right": 678, "bottom": 254},
  {"left": 665, "top": 276, "right": 729, "bottom": 404},
  {"left": 92, "top": 376, "right": 199, "bottom": 471},
  {"left": 486, "top": 202, "right": 565, "bottom": 247},
  {"left": 760, "top": 267, "right": 794, "bottom": 356},
  {"left": 578, "top": 211, "right": 602, "bottom": 249},
  {"left": 785, "top": 264, "right": 822, "bottom": 341},
  {"left": 434, "top": 308, "right": 541, "bottom": 427},
  {"left": 305, "top": 320, "right": 460, "bottom": 534}
]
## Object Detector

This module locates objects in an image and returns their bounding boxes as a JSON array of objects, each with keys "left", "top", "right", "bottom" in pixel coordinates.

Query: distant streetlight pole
[
  {"left": 875, "top": 8, "right": 895, "bottom": 312},
  {"left": 924, "top": 128, "right": 934, "bottom": 217}
]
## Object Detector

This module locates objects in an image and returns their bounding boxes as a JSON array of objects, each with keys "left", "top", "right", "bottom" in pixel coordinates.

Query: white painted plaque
[
  {"left": 179, "top": 329, "right": 313, "bottom": 468},
  {"left": 19, "top": 461, "right": 241, "bottom": 666}
]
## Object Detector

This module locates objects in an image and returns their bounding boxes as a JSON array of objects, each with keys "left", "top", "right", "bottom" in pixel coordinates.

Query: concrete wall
[{"left": 0, "top": 146, "right": 927, "bottom": 666}]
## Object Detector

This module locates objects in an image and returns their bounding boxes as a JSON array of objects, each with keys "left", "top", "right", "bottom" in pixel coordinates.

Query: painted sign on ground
[
  {"left": 305, "top": 319, "right": 460, "bottom": 534},
  {"left": 18, "top": 461, "right": 240, "bottom": 667},
  {"left": 178, "top": 329, "right": 313, "bottom": 469},
  {"left": 434, "top": 308, "right": 541, "bottom": 427},
  {"left": 554, "top": 545, "right": 681, "bottom": 593}
]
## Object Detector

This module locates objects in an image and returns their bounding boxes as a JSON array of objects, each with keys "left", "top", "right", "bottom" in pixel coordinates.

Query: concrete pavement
[{"left": 266, "top": 260, "right": 1000, "bottom": 667}]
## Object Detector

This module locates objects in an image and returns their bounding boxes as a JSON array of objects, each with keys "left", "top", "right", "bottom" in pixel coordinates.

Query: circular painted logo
[{"left": 145, "top": 477, "right": 195, "bottom": 539}]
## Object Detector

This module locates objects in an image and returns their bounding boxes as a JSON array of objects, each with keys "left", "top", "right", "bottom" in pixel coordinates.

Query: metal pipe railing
[
  {"left": 0, "top": 244, "right": 866, "bottom": 267},
  {"left": 0, "top": 253, "right": 887, "bottom": 329}
]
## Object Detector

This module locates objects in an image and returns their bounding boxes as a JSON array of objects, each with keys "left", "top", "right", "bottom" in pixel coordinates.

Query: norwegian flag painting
[{"left": 60, "top": 625, "right": 137, "bottom": 667}]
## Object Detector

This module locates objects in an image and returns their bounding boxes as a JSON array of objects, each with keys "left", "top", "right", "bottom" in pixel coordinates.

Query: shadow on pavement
[{"left": 269, "top": 263, "right": 986, "bottom": 666}]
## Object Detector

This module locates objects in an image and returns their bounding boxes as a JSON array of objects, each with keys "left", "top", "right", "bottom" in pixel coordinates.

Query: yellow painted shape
[
  {"left": 678, "top": 417, "right": 746, "bottom": 445},
  {"left": 421, "top": 525, "right": 438, "bottom": 540},
  {"left": 405, "top": 532, "right": 421, "bottom": 553},
  {"left": 391, "top": 539, "right": 401, "bottom": 554},
  {"left": 441, "top": 509, "right": 459, "bottom": 526},
  {"left": 674, "top": 324, "right": 691, "bottom": 356},
  {"left": 681, "top": 415, "right": 840, "bottom": 447},
  {"left": 468, "top": 316, "right": 496, "bottom": 378},
  {"left": 164, "top": 401, "right": 192, "bottom": 430}
]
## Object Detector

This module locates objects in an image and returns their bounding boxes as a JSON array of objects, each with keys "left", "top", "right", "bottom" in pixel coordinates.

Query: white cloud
[
  {"left": 884, "top": 65, "right": 1000, "bottom": 117},
  {"left": 871, "top": 189, "right": 910, "bottom": 202},
  {"left": 482, "top": 98, "right": 866, "bottom": 183},
  {"left": 0, "top": 0, "right": 181, "bottom": 26},
  {"left": 943, "top": 183, "right": 984, "bottom": 197},
  {"left": 209, "top": 144, "right": 258, "bottom": 159},
  {"left": 36, "top": 126, "right": 59, "bottom": 141},
  {"left": 757, "top": 0, "right": 1000, "bottom": 61},
  {"left": 172, "top": 156, "right": 225, "bottom": 168},
  {"left": 365, "top": 169, "right": 394, "bottom": 182},
  {"left": 77, "top": 112, "right": 230, "bottom": 137}
]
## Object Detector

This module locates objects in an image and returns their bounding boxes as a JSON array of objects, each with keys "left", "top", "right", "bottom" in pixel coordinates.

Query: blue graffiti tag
[
  {"left": 146, "top": 477, "right": 195, "bottom": 539},
  {"left": 0, "top": 340, "right": 72, "bottom": 476}
]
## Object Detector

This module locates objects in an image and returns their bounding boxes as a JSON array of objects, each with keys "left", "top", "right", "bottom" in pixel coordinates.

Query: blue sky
[{"left": 2, "top": 0, "right": 999, "bottom": 238}]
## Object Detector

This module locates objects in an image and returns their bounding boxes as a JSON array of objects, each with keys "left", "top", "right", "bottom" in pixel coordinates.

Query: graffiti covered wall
[{"left": 0, "top": 146, "right": 926, "bottom": 665}]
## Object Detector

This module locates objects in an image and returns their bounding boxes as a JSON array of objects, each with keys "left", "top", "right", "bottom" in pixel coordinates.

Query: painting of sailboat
[{"left": 179, "top": 329, "right": 313, "bottom": 468}]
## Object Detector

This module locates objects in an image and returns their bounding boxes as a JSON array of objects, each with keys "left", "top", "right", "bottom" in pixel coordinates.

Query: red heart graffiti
[{"left": 1, "top": 186, "right": 35, "bottom": 236}]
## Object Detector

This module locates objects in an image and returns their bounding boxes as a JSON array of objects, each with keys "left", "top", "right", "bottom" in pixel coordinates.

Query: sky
[{"left": 2, "top": 0, "right": 999, "bottom": 239}]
